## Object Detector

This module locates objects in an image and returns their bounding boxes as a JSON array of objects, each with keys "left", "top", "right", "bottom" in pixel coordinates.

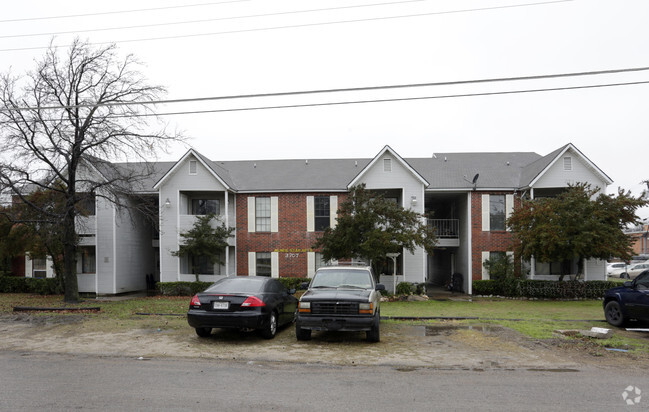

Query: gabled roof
[
  {"left": 521, "top": 143, "right": 613, "bottom": 188},
  {"left": 152, "top": 148, "right": 235, "bottom": 191},
  {"left": 348, "top": 145, "right": 430, "bottom": 188}
]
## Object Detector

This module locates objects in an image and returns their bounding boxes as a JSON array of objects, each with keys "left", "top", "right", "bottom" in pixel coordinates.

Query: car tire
[
  {"left": 195, "top": 327, "right": 212, "bottom": 337},
  {"left": 366, "top": 313, "right": 380, "bottom": 343},
  {"left": 604, "top": 301, "right": 626, "bottom": 327},
  {"left": 259, "top": 311, "right": 278, "bottom": 339},
  {"left": 296, "top": 324, "right": 312, "bottom": 341}
]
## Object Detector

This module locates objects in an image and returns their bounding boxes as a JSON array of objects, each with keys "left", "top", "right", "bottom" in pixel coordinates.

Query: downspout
[{"left": 467, "top": 191, "right": 472, "bottom": 295}]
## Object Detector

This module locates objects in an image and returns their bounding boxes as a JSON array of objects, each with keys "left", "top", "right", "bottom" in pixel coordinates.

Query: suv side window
[{"left": 636, "top": 273, "right": 649, "bottom": 290}]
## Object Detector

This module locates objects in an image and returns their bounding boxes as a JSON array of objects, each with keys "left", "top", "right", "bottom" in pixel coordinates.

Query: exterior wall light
[{"left": 164, "top": 198, "right": 171, "bottom": 208}]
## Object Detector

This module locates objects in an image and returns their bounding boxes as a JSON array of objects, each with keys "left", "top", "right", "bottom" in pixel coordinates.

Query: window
[
  {"left": 191, "top": 199, "right": 219, "bottom": 215},
  {"left": 255, "top": 197, "right": 271, "bottom": 232},
  {"left": 80, "top": 247, "right": 96, "bottom": 274},
  {"left": 563, "top": 156, "right": 572, "bottom": 171},
  {"left": 76, "top": 193, "right": 96, "bottom": 216},
  {"left": 383, "top": 158, "right": 392, "bottom": 172},
  {"left": 314, "top": 196, "right": 330, "bottom": 231},
  {"left": 189, "top": 160, "right": 197, "bottom": 175},
  {"left": 32, "top": 258, "right": 47, "bottom": 278},
  {"left": 489, "top": 195, "right": 506, "bottom": 231},
  {"left": 190, "top": 254, "right": 214, "bottom": 275},
  {"left": 256, "top": 252, "right": 272, "bottom": 277}
]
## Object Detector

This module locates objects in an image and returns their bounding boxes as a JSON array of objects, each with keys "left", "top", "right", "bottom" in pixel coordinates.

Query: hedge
[
  {"left": 0, "top": 276, "right": 62, "bottom": 295},
  {"left": 157, "top": 276, "right": 308, "bottom": 296},
  {"left": 472, "top": 279, "right": 620, "bottom": 299}
]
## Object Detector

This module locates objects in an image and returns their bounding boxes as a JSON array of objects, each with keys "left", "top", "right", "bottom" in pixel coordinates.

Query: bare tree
[{"left": 0, "top": 39, "right": 182, "bottom": 302}]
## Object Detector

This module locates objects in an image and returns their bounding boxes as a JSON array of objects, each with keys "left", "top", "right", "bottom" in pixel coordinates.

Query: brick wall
[
  {"left": 470, "top": 192, "right": 519, "bottom": 280},
  {"left": 236, "top": 192, "right": 346, "bottom": 277}
]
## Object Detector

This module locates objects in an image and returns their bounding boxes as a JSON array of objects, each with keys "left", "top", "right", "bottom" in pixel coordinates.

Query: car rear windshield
[
  {"left": 205, "top": 278, "right": 264, "bottom": 294},
  {"left": 311, "top": 269, "right": 373, "bottom": 289}
]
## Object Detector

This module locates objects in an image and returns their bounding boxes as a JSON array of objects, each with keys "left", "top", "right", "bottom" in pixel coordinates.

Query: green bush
[
  {"left": 157, "top": 281, "right": 211, "bottom": 296},
  {"left": 278, "top": 276, "right": 307, "bottom": 291},
  {"left": 472, "top": 279, "right": 619, "bottom": 299},
  {"left": 396, "top": 282, "right": 414, "bottom": 295},
  {"left": 0, "top": 275, "right": 62, "bottom": 295}
]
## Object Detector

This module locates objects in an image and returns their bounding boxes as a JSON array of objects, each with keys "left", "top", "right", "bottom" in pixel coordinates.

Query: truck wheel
[
  {"left": 604, "top": 301, "right": 626, "bottom": 327},
  {"left": 366, "top": 313, "right": 380, "bottom": 342},
  {"left": 296, "top": 324, "right": 312, "bottom": 341}
]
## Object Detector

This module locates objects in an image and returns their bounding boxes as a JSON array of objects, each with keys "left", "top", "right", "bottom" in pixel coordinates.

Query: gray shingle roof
[{"left": 118, "top": 144, "right": 609, "bottom": 193}]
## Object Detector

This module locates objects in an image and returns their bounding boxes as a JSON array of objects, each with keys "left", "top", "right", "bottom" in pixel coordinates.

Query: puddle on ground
[{"left": 403, "top": 324, "right": 504, "bottom": 337}]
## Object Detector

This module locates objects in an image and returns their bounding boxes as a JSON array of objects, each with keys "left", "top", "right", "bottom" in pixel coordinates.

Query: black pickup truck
[{"left": 296, "top": 265, "right": 385, "bottom": 342}]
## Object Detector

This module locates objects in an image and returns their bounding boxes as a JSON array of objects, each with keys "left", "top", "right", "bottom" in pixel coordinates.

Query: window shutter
[
  {"left": 330, "top": 196, "right": 338, "bottom": 228},
  {"left": 481, "top": 195, "right": 490, "bottom": 231},
  {"left": 482, "top": 251, "right": 490, "bottom": 280},
  {"left": 248, "top": 252, "right": 256, "bottom": 276},
  {"left": 247, "top": 197, "right": 255, "bottom": 233},
  {"left": 307, "top": 252, "right": 316, "bottom": 278},
  {"left": 505, "top": 194, "right": 514, "bottom": 230},
  {"left": 271, "top": 252, "right": 279, "bottom": 278},
  {"left": 306, "top": 196, "right": 315, "bottom": 232},
  {"left": 271, "top": 196, "right": 279, "bottom": 233}
]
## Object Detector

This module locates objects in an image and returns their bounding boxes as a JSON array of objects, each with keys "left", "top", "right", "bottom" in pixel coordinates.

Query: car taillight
[
  {"left": 190, "top": 294, "right": 201, "bottom": 307},
  {"left": 241, "top": 296, "right": 265, "bottom": 307}
]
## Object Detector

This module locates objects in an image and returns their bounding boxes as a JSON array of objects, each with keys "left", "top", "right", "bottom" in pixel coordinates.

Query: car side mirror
[
  {"left": 623, "top": 281, "right": 634, "bottom": 288},
  {"left": 299, "top": 282, "right": 309, "bottom": 290},
  {"left": 375, "top": 283, "right": 386, "bottom": 291}
]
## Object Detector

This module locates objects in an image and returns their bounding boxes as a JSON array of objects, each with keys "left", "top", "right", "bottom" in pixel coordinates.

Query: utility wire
[
  {"left": 102, "top": 80, "right": 649, "bottom": 118},
  {"left": 0, "top": 0, "right": 252, "bottom": 23},
  {"left": 1, "top": 80, "right": 648, "bottom": 125},
  {"left": 3, "top": 66, "right": 648, "bottom": 111},
  {"left": 0, "top": 0, "right": 426, "bottom": 39},
  {"left": 0, "top": 0, "right": 574, "bottom": 53}
]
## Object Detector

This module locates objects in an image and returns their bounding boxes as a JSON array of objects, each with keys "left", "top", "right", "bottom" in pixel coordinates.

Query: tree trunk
[{"left": 62, "top": 206, "right": 79, "bottom": 303}]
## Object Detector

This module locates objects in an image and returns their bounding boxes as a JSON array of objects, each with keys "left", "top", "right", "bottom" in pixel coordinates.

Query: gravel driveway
[{"left": 0, "top": 314, "right": 645, "bottom": 370}]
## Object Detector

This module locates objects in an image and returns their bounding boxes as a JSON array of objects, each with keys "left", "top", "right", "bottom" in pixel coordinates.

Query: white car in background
[
  {"left": 607, "top": 262, "right": 627, "bottom": 278},
  {"left": 620, "top": 262, "right": 649, "bottom": 279}
]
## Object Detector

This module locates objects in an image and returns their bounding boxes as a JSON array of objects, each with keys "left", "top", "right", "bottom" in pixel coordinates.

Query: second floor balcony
[{"left": 428, "top": 218, "right": 460, "bottom": 247}]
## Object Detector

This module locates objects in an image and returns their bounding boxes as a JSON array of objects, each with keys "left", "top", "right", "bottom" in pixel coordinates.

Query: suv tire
[
  {"left": 604, "top": 301, "right": 626, "bottom": 327},
  {"left": 296, "top": 324, "right": 312, "bottom": 341},
  {"left": 366, "top": 313, "right": 380, "bottom": 343}
]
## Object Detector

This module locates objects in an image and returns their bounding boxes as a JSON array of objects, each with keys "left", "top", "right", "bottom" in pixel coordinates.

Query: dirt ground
[{"left": 1, "top": 313, "right": 647, "bottom": 370}]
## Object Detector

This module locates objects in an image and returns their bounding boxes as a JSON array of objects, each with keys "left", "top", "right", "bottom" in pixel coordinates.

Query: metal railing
[{"left": 428, "top": 219, "right": 459, "bottom": 238}]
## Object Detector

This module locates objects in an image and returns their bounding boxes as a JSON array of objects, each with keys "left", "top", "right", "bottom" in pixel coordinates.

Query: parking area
[{"left": 4, "top": 314, "right": 646, "bottom": 370}]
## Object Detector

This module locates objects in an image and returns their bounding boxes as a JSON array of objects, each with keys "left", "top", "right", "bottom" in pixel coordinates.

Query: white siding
[
  {"left": 534, "top": 148, "right": 608, "bottom": 192},
  {"left": 354, "top": 154, "right": 426, "bottom": 284},
  {"left": 159, "top": 154, "right": 230, "bottom": 284}
]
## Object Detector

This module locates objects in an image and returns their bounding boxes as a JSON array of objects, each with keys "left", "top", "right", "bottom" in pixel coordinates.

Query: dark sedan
[
  {"left": 603, "top": 270, "right": 649, "bottom": 327},
  {"left": 187, "top": 276, "right": 298, "bottom": 339}
]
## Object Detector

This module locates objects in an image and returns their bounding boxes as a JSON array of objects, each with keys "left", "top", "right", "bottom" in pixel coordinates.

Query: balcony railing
[{"left": 428, "top": 219, "right": 459, "bottom": 238}]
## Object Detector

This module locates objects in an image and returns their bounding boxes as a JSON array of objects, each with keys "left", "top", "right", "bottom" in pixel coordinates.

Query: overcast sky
[{"left": 2, "top": 0, "right": 648, "bottom": 218}]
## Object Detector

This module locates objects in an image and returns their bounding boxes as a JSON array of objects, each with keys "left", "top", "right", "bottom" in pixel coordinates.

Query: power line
[
  {"left": 3, "top": 66, "right": 648, "bottom": 111},
  {"left": 1, "top": 80, "right": 647, "bottom": 125},
  {"left": 102, "top": 80, "right": 649, "bottom": 118},
  {"left": 0, "top": 0, "right": 426, "bottom": 39},
  {"left": 0, "top": 0, "right": 252, "bottom": 23},
  {"left": 0, "top": 0, "right": 574, "bottom": 53}
]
